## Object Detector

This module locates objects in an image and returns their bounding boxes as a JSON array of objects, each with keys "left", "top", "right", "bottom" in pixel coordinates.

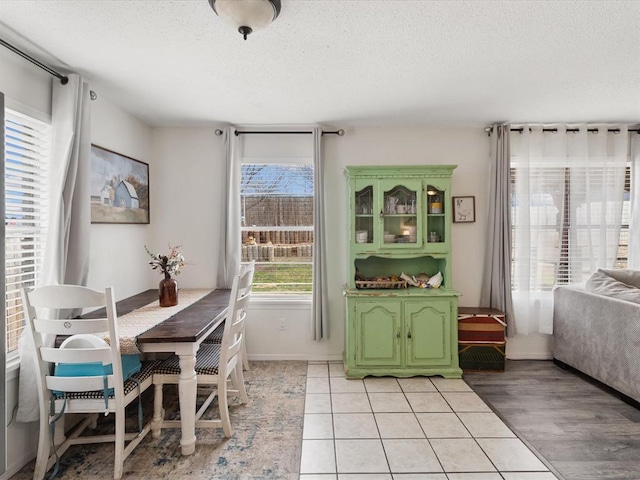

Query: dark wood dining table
[
  {"left": 137, "top": 288, "right": 230, "bottom": 455},
  {"left": 84, "top": 288, "right": 231, "bottom": 455}
]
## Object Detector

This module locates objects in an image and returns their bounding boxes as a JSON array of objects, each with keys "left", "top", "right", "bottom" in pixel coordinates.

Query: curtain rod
[
  {"left": 0, "top": 38, "right": 68, "bottom": 85},
  {"left": 215, "top": 129, "right": 345, "bottom": 136},
  {"left": 485, "top": 126, "right": 640, "bottom": 135}
]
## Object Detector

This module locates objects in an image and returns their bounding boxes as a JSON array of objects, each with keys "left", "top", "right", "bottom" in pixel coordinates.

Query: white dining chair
[
  {"left": 21, "top": 285, "right": 158, "bottom": 480},
  {"left": 151, "top": 262, "right": 253, "bottom": 437},
  {"left": 202, "top": 261, "right": 254, "bottom": 371}
]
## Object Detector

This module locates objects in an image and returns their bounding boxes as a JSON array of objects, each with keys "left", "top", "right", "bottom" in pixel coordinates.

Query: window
[
  {"left": 240, "top": 162, "right": 313, "bottom": 294},
  {"left": 510, "top": 163, "right": 631, "bottom": 290},
  {"left": 4, "top": 109, "right": 50, "bottom": 355}
]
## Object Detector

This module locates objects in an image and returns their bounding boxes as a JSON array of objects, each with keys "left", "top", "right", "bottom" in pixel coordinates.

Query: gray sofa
[{"left": 552, "top": 269, "right": 640, "bottom": 404}]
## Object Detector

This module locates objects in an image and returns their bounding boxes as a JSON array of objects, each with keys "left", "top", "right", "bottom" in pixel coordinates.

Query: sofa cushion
[
  {"left": 599, "top": 268, "right": 640, "bottom": 289},
  {"left": 585, "top": 269, "right": 640, "bottom": 304}
]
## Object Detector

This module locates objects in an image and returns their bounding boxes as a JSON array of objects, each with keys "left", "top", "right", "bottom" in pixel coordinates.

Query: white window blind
[
  {"left": 4, "top": 109, "right": 50, "bottom": 354},
  {"left": 618, "top": 166, "right": 631, "bottom": 269},
  {"left": 511, "top": 164, "right": 630, "bottom": 290}
]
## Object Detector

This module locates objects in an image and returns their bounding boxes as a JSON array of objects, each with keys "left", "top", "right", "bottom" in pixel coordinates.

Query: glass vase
[{"left": 159, "top": 275, "right": 178, "bottom": 307}]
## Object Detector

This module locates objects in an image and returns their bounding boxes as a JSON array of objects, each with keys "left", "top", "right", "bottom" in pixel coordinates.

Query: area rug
[{"left": 12, "top": 361, "right": 307, "bottom": 480}]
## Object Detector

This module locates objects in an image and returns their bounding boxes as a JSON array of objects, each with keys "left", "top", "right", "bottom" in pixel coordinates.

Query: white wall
[
  {"left": 0, "top": 47, "right": 51, "bottom": 118},
  {"left": 87, "top": 98, "right": 154, "bottom": 299},
  {"left": 149, "top": 128, "right": 225, "bottom": 290}
]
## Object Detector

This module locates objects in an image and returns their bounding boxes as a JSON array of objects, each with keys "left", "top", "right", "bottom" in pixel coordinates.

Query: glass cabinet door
[
  {"left": 354, "top": 184, "right": 374, "bottom": 246},
  {"left": 380, "top": 180, "right": 423, "bottom": 248},
  {"left": 426, "top": 184, "right": 446, "bottom": 248}
]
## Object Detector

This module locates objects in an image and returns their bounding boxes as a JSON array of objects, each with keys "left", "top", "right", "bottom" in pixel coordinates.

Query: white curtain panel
[
  {"left": 42, "top": 74, "right": 91, "bottom": 288},
  {"left": 17, "top": 74, "right": 92, "bottom": 422},
  {"left": 511, "top": 125, "right": 627, "bottom": 335},
  {"left": 217, "top": 127, "right": 242, "bottom": 289},
  {"left": 629, "top": 132, "right": 640, "bottom": 270}
]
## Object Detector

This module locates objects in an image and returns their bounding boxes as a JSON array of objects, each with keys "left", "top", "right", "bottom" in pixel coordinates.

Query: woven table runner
[{"left": 102, "top": 289, "right": 213, "bottom": 355}]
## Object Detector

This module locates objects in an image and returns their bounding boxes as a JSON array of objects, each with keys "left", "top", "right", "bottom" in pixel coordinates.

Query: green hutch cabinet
[{"left": 344, "top": 165, "right": 462, "bottom": 379}]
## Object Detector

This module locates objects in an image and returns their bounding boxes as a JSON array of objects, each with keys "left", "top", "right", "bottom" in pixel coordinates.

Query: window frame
[{"left": 240, "top": 161, "right": 314, "bottom": 296}]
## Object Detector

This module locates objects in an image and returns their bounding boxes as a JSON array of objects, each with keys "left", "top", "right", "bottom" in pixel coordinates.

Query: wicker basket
[{"left": 355, "top": 280, "right": 407, "bottom": 289}]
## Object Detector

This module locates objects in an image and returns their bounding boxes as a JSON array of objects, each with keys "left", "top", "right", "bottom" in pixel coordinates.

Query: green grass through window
[{"left": 251, "top": 262, "right": 312, "bottom": 294}]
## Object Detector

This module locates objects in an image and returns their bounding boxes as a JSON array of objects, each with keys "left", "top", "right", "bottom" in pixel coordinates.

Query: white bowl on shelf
[
  {"left": 356, "top": 230, "right": 368, "bottom": 243},
  {"left": 384, "top": 234, "right": 395, "bottom": 243}
]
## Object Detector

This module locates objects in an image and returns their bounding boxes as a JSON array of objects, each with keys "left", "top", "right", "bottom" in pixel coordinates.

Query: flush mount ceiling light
[{"left": 208, "top": 0, "right": 282, "bottom": 40}]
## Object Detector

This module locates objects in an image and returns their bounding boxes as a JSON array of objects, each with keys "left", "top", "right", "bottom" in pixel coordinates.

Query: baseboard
[
  {"left": 247, "top": 354, "right": 343, "bottom": 362},
  {"left": 1, "top": 412, "right": 90, "bottom": 480},
  {"left": 504, "top": 333, "right": 553, "bottom": 360},
  {"left": 506, "top": 352, "right": 553, "bottom": 360},
  {"left": 0, "top": 451, "right": 35, "bottom": 480},
  {"left": 248, "top": 353, "right": 556, "bottom": 362}
]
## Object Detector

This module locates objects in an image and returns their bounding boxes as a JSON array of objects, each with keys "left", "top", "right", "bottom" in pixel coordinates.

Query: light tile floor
[{"left": 300, "top": 362, "right": 559, "bottom": 480}]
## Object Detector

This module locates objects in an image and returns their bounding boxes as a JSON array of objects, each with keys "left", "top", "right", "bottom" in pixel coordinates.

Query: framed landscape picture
[
  {"left": 452, "top": 196, "right": 475, "bottom": 223},
  {"left": 90, "top": 145, "right": 150, "bottom": 224}
]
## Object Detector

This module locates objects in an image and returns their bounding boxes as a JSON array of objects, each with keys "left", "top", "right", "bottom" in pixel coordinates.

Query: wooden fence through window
[{"left": 241, "top": 196, "right": 314, "bottom": 262}]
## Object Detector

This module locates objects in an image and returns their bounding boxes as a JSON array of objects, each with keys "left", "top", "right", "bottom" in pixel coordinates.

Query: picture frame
[
  {"left": 452, "top": 196, "right": 475, "bottom": 223},
  {"left": 90, "top": 145, "right": 150, "bottom": 224}
]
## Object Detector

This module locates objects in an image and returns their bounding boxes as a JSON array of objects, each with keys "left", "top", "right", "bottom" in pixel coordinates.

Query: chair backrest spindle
[{"left": 219, "top": 262, "right": 254, "bottom": 373}]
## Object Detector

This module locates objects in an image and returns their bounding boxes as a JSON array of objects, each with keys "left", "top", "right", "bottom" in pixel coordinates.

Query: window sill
[
  {"left": 250, "top": 294, "right": 312, "bottom": 308},
  {"left": 6, "top": 356, "right": 20, "bottom": 381}
]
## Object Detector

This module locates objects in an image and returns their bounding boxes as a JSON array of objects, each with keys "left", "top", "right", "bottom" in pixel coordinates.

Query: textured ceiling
[{"left": 0, "top": 0, "right": 639, "bottom": 128}]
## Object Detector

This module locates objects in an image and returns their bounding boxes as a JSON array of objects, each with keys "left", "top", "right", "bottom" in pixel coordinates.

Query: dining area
[
  {"left": 17, "top": 262, "right": 258, "bottom": 480},
  {"left": 11, "top": 364, "right": 307, "bottom": 480}
]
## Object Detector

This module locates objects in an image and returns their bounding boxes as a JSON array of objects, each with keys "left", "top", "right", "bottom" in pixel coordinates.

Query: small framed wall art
[
  {"left": 90, "top": 145, "right": 150, "bottom": 224},
  {"left": 452, "top": 196, "right": 475, "bottom": 223}
]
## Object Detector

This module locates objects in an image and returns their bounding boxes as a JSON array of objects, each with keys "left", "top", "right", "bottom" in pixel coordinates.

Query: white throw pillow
[
  {"left": 599, "top": 269, "right": 640, "bottom": 289},
  {"left": 585, "top": 269, "right": 640, "bottom": 304}
]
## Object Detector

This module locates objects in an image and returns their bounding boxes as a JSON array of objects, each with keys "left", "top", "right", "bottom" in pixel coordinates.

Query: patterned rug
[{"left": 12, "top": 361, "right": 307, "bottom": 480}]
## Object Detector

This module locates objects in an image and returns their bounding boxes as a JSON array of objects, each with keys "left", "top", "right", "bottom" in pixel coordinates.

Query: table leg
[{"left": 178, "top": 353, "right": 197, "bottom": 455}]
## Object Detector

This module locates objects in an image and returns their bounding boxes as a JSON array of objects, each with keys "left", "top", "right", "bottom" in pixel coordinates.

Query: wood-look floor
[{"left": 464, "top": 359, "right": 640, "bottom": 480}]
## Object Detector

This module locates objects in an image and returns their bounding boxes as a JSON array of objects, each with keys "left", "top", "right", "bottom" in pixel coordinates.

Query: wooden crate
[
  {"left": 457, "top": 307, "right": 506, "bottom": 344},
  {"left": 458, "top": 343, "right": 506, "bottom": 371}
]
